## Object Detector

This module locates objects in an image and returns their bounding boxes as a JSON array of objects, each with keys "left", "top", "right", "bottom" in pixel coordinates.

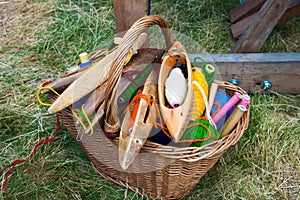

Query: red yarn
[
  {"left": 0, "top": 114, "right": 60, "bottom": 191},
  {"left": 42, "top": 80, "right": 53, "bottom": 87}
]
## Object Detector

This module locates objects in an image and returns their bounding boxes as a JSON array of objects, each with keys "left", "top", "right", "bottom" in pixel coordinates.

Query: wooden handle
[{"left": 104, "top": 15, "right": 174, "bottom": 134}]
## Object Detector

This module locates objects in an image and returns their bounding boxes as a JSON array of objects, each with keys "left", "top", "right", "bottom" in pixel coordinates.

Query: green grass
[{"left": 0, "top": 0, "right": 299, "bottom": 199}]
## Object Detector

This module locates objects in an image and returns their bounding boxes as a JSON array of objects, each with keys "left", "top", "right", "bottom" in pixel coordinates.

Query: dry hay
[{"left": 0, "top": 0, "right": 51, "bottom": 50}]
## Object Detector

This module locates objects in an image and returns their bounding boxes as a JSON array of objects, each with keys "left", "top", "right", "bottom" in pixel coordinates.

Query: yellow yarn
[
  {"left": 191, "top": 68, "right": 208, "bottom": 120},
  {"left": 36, "top": 86, "right": 60, "bottom": 106},
  {"left": 36, "top": 85, "right": 94, "bottom": 134},
  {"left": 80, "top": 104, "right": 94, "bottom": 135}
]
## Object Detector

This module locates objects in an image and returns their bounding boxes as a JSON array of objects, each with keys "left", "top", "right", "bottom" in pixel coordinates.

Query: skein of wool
[
  {"left": 191, "top": 68, "right": 208, "bottom": 120},
  {"left": 181, "top": 119, "right": 221, "bottom": 147},
  {"left": 165, "top": 68, "right": 187, "bottom": 108}
]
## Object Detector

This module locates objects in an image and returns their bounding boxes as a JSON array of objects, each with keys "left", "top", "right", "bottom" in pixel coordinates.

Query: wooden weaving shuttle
[
  {"left": 81, "top": 82, "right": 107, "bottom": 117},
  {"left": 74, "top": 82, "right": 107, "bottom": 128},
  {"left": 119, "top": 71, "right": 158, "bottom": 170},
  {"left": 84, "top": 103, "right": 105, "bottom": 135},
  {"left": 158, "top": 41, "right": 193, "bottom": 142},
  {"left": 42, "top": 50, "right": 108, "bottom": 94},
  {"left": 48, "top": 33, "right": 148, "bottom": 114},
  {"left": 41, "top": 68, "right": 87, "bottom": 94}
]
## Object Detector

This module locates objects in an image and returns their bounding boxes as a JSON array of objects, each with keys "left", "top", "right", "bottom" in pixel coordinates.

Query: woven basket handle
[{"left": 104, "top": 15, "right": 174, "bottom": 134}]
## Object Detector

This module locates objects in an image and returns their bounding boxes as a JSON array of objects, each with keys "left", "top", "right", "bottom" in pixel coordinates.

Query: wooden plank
[
  {"left": 230, "top": 0, "right": 265, "bottom": 23},
  {"left": 278, "top": 0, "right": 300, "bottom": 24},
  {"left": 113, "top": 0, "right": 148, "bottom": 34},
  {"left": 231, "top": 13, "right": 256, "bottom": 39},
  {"left": 231, "top": 0, "right": 300, "bottom": 38},
  {"left": 189, "top": 53, "right": 300, "bottom": 94},
  {"left": 231, "top": 0, "right": 293, "bottom": 53}
]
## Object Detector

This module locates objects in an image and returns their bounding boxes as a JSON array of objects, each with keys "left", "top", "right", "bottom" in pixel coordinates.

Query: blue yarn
[
  {"left": 210, "top": 91, "right": 235, "bottom": 130},
  {"left": 72, "top": 93, "right": 91, "bottom": 109},
  {"left": 148, "top": 127, "right": 172, "bottom": 145},
  {"left": 79, "top": 61, "right": 92, "bottom": 68}
]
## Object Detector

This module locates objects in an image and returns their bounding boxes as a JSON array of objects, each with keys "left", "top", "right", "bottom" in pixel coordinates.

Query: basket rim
[{"left": 49, "top": 79, "right": 250, "bottom": 162}]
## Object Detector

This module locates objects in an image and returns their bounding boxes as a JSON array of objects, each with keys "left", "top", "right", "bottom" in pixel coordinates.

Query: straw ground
[{"left": 0, "top": 0, "right": 299, "bottom": 199}]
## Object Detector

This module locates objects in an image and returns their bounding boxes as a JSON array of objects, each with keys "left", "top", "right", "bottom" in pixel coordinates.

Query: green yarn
[
  {"left": 193, "top": 56, "right": 215, "bottom": 87},
  {"left": 77, "top": 107, "right": 94, "bottom": 123},
  {"left": 181, "top": 119, "right": 221, "bottom": 147},
  {"left": 118, "top": 64, "right": 153, "bottom": 104},
  {"left": 193, "top": 56, "right": 207, "bottom": 68},
  {"left": 202, "top": 64, "right": 215, "bottom": 87},
  {"left": 77, "top": 108, "right": 86, "bottom": 120}
]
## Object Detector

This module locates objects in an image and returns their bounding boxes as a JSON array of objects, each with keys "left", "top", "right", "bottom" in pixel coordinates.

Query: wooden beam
[
  {"left": 231, "top": 0, "right": 293, "bottom": 53},
  {"left": 230, "top": 0, "right": 265, "bottom": 23},
  {"left": 231, "top": 0, "right": 300, "bottom": 38},
  {"left": 189, "top": 53, "right": 300, "bottom": 94},
  {"left": 113, "top": 0, "right": 148, "bottom": 35},
  {"left": 278, "top": 0, "right": 300, "bottom": 24}
]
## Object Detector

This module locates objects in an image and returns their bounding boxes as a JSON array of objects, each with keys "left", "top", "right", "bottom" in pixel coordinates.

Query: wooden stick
[
  {"left": 231, "top": 0, "right": 293, "bottom": 53},
  {"left": 82, "top": 83, "right": 107, "bottom": 117},
  {"left": 41, "top": 73, "right": 80, "bottom": 94},
  {"left": 73, "top": 84, "right": 106, "bottom": 127},
  {"left": 84, "top": 103, "right": 105, "bottom": 135},
  {"left": 231, "top": 0, "right": 300, "bottom": 38},
  {"left": 230, "top": 0, "right": 265, "bottom": 23},
  {"left": 220, "top": 105, "right": 247, "bottom": 137},
  {"left": 48, "top": 33, "right": 147, "bottom": 114},
  {"left": 208, "top": 83, "right": 218, "bottom": 111}
]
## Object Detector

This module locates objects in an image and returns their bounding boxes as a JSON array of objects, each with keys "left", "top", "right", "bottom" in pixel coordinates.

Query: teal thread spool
[
  {"left": 181, "top": 119, "right": 221, "bottom": 147},
  {"left": 118, "top": 64, "right": 153, "bottom": 104}
]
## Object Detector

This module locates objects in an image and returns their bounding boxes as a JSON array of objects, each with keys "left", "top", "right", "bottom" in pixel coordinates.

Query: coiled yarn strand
[{"left": 191, "top": 68, "right": 208, "bottom": 120}]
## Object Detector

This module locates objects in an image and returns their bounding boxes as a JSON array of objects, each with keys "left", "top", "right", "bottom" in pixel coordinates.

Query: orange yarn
[
  {"left": 125, "top": 91, "right": 214, "bottom": 143},
  {"left": 123, "top": 90, "right": 142, "bottom": 127},
  {"left": 130, "top": 91, "right": 142, "bottom": 127}
]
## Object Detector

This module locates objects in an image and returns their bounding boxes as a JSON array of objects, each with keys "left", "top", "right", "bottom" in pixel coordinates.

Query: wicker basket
[{"left": 49, "top": 16, "right": 250, "bottom": 200}]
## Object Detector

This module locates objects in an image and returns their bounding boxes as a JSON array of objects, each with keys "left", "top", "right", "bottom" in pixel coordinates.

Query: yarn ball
[
  {"left": 165, "top": 68, "right": 187, "bottom": 108},
  {"left": 181, "top": 119, "right": 221, "bottom": 147},
  {"left": 191, "top": 68, "right": 208, "bottom": 119}
]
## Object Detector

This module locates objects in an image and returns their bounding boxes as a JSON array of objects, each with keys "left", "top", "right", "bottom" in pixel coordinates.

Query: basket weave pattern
[
  {"left": 50, "top": 81, "right": 249, "bottom": 200},
  {"left": 49, "top": 16, "right": 250, "bottom": 200}
]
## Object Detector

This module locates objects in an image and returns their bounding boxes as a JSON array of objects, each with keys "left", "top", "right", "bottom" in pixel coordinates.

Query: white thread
[
  {"left": 193, "top": 81, "right": 217, "bottom": 129},
  {"left": 165, "top": 68, "right": 187, "bottom": 108}
]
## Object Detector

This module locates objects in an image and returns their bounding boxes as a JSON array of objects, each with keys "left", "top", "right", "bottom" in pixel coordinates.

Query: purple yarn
[{"left": 172, "top": 102, "right": 181, "bottom": 108}]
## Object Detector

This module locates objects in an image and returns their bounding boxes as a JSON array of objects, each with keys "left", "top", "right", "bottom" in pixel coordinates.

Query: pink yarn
[
  {"left": 239, "top": 94, "right": 250, "bottom": 107},
  {"left": 212, "top": 92, "right": 243, "bottom": 123}
]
